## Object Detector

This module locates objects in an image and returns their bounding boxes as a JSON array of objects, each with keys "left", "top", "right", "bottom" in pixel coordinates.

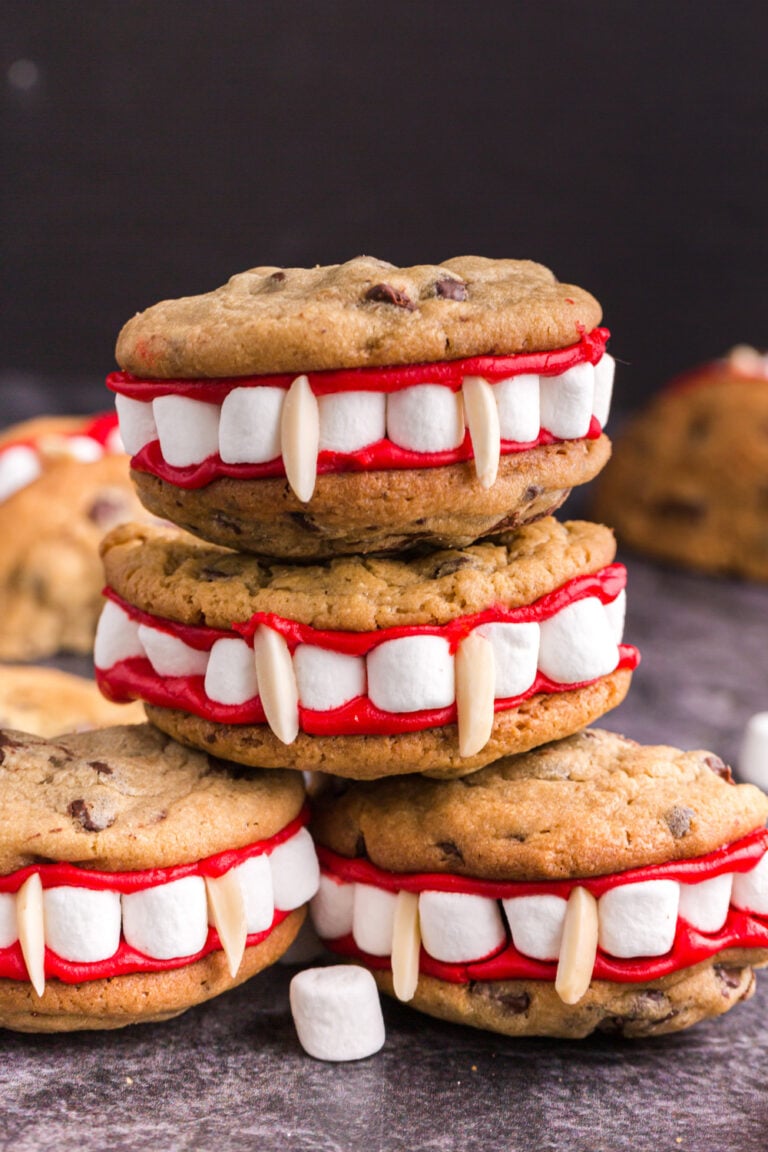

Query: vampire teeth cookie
[
  {"left": 0, "top": 664, "right": 145, "bottom": 738},
  {"left": 108, "top": 255, "right": 615, "bottom": 558},
  {"left": 309, "top": 728, "right": 768, "bottom": 1039},
  {"left": 0, "top": 724, "right": 318, "bottom": 1032},
  {"left": 593, "top": 347, "right": 768, "bottom": 582},
  {"left": 95, "top": 517, "right": 638, "bottom": 780},
  {"left": 0, "top": 412, "right": 155, "bottom": 661}
]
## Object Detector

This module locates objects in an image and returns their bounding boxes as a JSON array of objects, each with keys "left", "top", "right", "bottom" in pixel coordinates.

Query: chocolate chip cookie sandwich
[
  {"left": 108, "top": 256, "right": 615, "bottom": 559},
  {"left": 0, "top": 724, "right": 318, "bottom": 1031},
  {"left": 94, "top": 518, "right": 638, "bottom": 780},
  {"left": 310, "top": 729, "right": 768, "bottom": 1038},
  {"left": 593, "top": 346, "right": 768, "bottom": 581},
  {"left": 0, "top": 664, "right": 144, "bottom": 738},
  {"left": 0, "top": 411, "right": 152, "bottom": 661}
]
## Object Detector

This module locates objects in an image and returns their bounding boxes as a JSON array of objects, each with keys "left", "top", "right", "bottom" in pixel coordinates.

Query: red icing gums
[{"left": 317, "top": 829, "right": 768, "bottom": 985}]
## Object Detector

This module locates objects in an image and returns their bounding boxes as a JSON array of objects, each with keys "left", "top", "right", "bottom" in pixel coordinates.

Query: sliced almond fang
[
  {"left": 17, "top": 873, "right": 45, "bottom": 997},
  {"left": 462, "top": 376, "right": 500, "bottom": 489},
  {"left": 281, "top": 374, "right": 319, "bottom": 502},
  {"left": 206, "top": 871, "right": 248, "bottom": 978},
  {"left": 391, "top": 890, "right": 421, "bottom": 1002},
  {"left": 555, "top": 886, "right": 598, "bottom": 1005},
  {"left": 252, "top": 625, "right": 299, "bottom": 745},
  {"left": 456, "top": 631, "right": 495, "bottom": 757}
]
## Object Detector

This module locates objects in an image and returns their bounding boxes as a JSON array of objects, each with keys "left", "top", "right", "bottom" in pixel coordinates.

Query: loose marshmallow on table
[
  {"left": 0, "top": 893, "right": 17, "bottom": 948},
  {"left": 418, "top": 890, "right": 506, "bottom": 963},
  {"left": 478, "top": 621, "right": 540, "bottom": 699},
  {"left": 115, "top": 394, "right": 157, "bottom": 456},
  {"left": 386, "top": 385, "right": 465, "bottom": 453},
  {"left": 494, "top": 374, "right": 540, "bottom": 442},
  {"left": 598, "top": 880, "right": 680, "bottom": 958},
  {"left": 310, "top": 874, "right": 355, "bottom": 940},
  {"left": 122, "top": 875, "right": 209, "bottom": 960},
  {"left": 678, "top": 873, "right": 733, "bottom": 933},
  {"left": 352, "top": 884, "right": 397, "bottom": 957},
  {"left": 153, "top": 395, "right": 220, "bottom": 468},
  {"left": 739, "top": 713, "right": 768, "bottom": 790},
  {"left": 269, "top": 828, "right": 320, "bottom": 911},
  {"left": 318, "top": 391, "right": 387, "bottom": 453},
  {"left": 539, "top": 362, "right": 595, "bottom": 440},
  {"left": 0, "top": 445, "right": 42, "bottom": 502},
  {"left": 219, "top": 386, "right": 284, "bottom": 464},
  {"left": 367, "top": 635, "right": 455, "bottom": 714},
  {"left": 204, "top": 637, "right": 259, "bottom": 705},
  {"left": 94, "top": 600, "right": 145, "bottom": 669},
  {"left": 538, "top": 597, "right": 619, "bottom": 684},
  {"left": 137, "top": 625, "right": 209, "bottom": 678},
  {"left": 294, "top": 645, "right": 366, "bottom": 711},
  {"left": 732, "top": 854, "right": 768, "bottom": 915},
  {"left": 43, "top": 886, "right": 121, "bottom": 963},
  {"left": 290, "top": 965, "right": 385, "bottom": 1061},
  {"left": 592, "top": 353, "right": 615, "bottom": 428},
  {"left": 502, "top": 893, "right": 567, "bottom": 961},
  {"left": 233, "top": 854, "right": 275, "bottom": 934}
]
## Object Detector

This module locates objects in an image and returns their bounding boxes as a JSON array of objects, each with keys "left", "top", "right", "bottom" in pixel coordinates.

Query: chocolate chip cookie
[{"left": 0, "top": 664, "right": 145, "bottom": 737}]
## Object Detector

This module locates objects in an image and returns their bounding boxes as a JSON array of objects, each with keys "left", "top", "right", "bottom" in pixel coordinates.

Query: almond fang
[
  {"left": 281, "top": 374, "right": 319, "bottom": 502},
  {"left": 252, "top": 625, "right": 299, "bottom": 744},
  {"left": 456, "top": 631, "right": 496, "bottom": 757},
  {"left": 391, "top": 890, "right": 421, "bottom": 1002},
  {"left": 462, "top": 376, "right": 500, "bottom": 488},
  {"left": 17, "top": 873, "right": 45, "bottom": 997},
  {"left": 206, "top": 871, "right": 248, "bottom": 978},
  {"left": 555, "top": 886, "right": 598, "bottom": 1005}
]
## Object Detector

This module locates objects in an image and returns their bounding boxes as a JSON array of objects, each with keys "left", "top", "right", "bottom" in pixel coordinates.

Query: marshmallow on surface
[
  {"left": 598, "top": 880, "right": 680, "bottom": 958},
  {"left": 153, "top": 395, "right": 220, "bottom": 468},
  {"left": 122, "top": 875, "right": 209, "bottom": 960},
  {"left": 94, "top": 600, "right": 145, "bottom": 669},
  {"left": 367, "top": 635, "right": 455, "bottom": 714},
  {"left": 418, "top": 890, "right": 506, "bottom": 963},
  {"left": 43, "top": 886, "right": 121, "bottom": 963},
  {"left": 290, "top": 965, "right": 385, "bottom": 1061},
  {"left": 219, "top": 386, "right": 284, "bottom": 464}
]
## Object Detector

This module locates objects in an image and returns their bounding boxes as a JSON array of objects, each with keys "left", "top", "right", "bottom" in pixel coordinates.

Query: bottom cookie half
[{"left": 0, "top": 908, "right": 304, "bottom": 1033}]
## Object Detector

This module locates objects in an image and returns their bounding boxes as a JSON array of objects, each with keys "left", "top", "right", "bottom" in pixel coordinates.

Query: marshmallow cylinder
[
  {"left": 114, "top": 394, "right": 158, "bottom": 455},
  {"left": 739, "top": 713, "right": 768, "bottom": 791},
  {"left": 502, "top": 893, "right": 567, "bottom": 961},
  {"left": 479, "top": 621, "right": 540, "bottom": 699},
  {"left": 219, "top": 386, "right": 284, "bottom": 464},
  {"left": 495, "top": 374, "right": 540, "bottom": 442},
  {"left": 294, "top": 645, "right": 366, "bottom": 711},
  {"left": 94, "top": 600, "right": 145, "bottom": 669},
  {"left": 418, "top": 890, "right": 506, "bottom": 963},
  {"left": 44, "top": 886, "right": 122, "bottom": 963},
  {"left": 310, "top": 874, "right": 355, "bottom": 940},
  {"left": 270, "top": 829, "right": 320, "bottom": 911},
  {"left": 234, "top": 854, "right": 275, "bottom": 934},
  {"left": 593, "top": 353, "right": 615, "bottom": 428},
  {"left": 153, "top": 395, "right": 220, "bottom": 468},
  {"left": 538, "top": 598, "right": 619, "bottom": 684},
  {"left": 732, "top": 855, "right": 768, "bottom": 915},
  {"left": 386, "top": 385, "right": 464, "bottom": 453},
  {"left": 352, "top": 884, "right": 397, "bottom": 957},
  {"left": 604, "top": 590, "right": 627, "bottom": 646},
  {"left": 539, "top": 363, "right": 595, "bottom": 440},
  {"left": 367, "top": 635, "right": 455, "bottom": 714},
  {"left": 137, "top": 625, "right": 209, "bottom": 678},
  {"left": 204, "top": 637, "right": 259, "bottom": 705},
  {"left": 0, "top": 893, "right": 17, "bottom": 948},
  {"left": 122, "top": 876, "right": 209, "bottom": 960},
  {"left": 598, "top": 880, "right": 680, "bottom": 958},
  {"left": 318, "top": 391, "right": 387, "bottom": 453},
  {"left": 0, "top": 445, "right": 42, "bottom": 501},
  {"left": 678, "top": 873, "right": 733, "bottom": 933},
  {"left": 290, "top": 965, "right": 385, "bottom": 1061}
]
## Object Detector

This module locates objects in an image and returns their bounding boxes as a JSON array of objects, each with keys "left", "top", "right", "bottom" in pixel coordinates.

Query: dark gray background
[{"left": 3, "top": 1, "right": 767, "bottom": 409}]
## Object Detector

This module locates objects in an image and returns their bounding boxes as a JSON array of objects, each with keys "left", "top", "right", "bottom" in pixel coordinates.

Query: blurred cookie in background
[
  {"left": 593, "top": 347, "right": 768, "bottom": 581},
  {"left": 0, "top": 664, "right": 145, "bottom": 737}
]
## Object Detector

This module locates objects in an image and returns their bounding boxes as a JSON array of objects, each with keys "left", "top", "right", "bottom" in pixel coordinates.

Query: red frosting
[
  {"left": 316, "top": 828, "right": 768, "bottom": 985},
  {"left": 97, "top": 569, "right": 640, "bottom": 736}
]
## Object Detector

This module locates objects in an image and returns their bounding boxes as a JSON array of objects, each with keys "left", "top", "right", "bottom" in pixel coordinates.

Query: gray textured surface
[{"left": 2, "top": 380, "right": 768, "bottom": 1150}]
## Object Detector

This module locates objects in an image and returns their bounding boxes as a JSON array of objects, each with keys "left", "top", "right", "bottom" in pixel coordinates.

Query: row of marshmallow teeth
[
  {"left": 115, "top": 354, "right": 615, "bottom": 500},
  {"left": 0, "top": 428, "right": 124, "bottom": 504},
  {"left": 0, "top": 828, "right": 319, "bottom": 996},
  {"left": 311, "top": 854, "right": 768, "bottom": 1005},
  {"left": 96, "top": 589, "right": 626, "bottom": 753}
]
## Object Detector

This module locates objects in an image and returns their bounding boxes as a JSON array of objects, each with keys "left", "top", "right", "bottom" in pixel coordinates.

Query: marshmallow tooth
[
  {"left": 479, "top": 620, "right": 539, "bottom": 699},
  {"left": 43, "top": 886, "right": 121, "bottom": 963},
  {"left": 367, "top": 635, "right": 455, "bottom": 714},
  {"left": 234, "top": 853, "right": 274, "bottom": 933},
  {"left": 0, "top": 893, "right": 17, "bottom": 948},
  {"left": 593, "top": 353, "right": 616, "bottom": 428},
  {"left": 294, "top": 645, "right": 366, "bottom": 712},
  {"left": 290, "top": 965, "right": 386, "bottom": 1062},
  {"left": 122, "top": 876, "right": 209, "bottom": 960},
  {"left": 206, "top": 871, "right": 248, "bottom": 978},
  {"left": 554, "top": 886, "right": 598, "bottom": 1005},
  {"left": 678, "top": 873, "right": 733, "bottom": 933},
  {"left": 352, "top": 884, "right": 397, "bottom": 957},
  {"left": 456, "top": 630, "right": 495, "bottom": 757},
  {"left": 153, "top": 395, "right": 220, "bottom": 468},
  {"left": 598, "top": 880, "right": 680, "bottom": 958},
  {"left": 732, "top": 855, "right": 768, "bottom": 914},
  {"left": 538, "top": 597, "right": 619, "bottom": 684},
  {"left": 462, "top": 376, "right": 500, "bottom": 488},
  {"left": 17, "top": 873, "right": 46, "bottom": 997},
  {"left": 137, "top": 624, "right": 209, "bottom": 678},
  {"left": 204, "top": 637, "right": 259, "bottom": 705},
  {"left": 252, "top": 625, "right": 300, "bottom": 744},
  {"left": 503, "top": 893, "right": 567, "bottom": 961},
  {"left": 219, "top": 386, "right": 284, "bottom": 464},
  {"left": 418, "top": 890, "right": 506, "bottom": 963},
  {"left": 310, "top": 874, "right": 355, "bottom": 940},
  {"left": 494, "top": 374, "right": 540, "bottom": 442},
  {"left": 270, "top": 828, "right": 320, "bottom": 911},
  {"left": 281, "top": 374, "right": 319, "bottom": 502},
  {"left": 318, "top": 391, "right": 387, "bottom": 453},
  {"left": 114, "top": 394, "right": 158, "bottom": 456},
  {"left": 386, "top": 385, "right": 465, "bottom": 453},
  {"left": 94, "top": 600, "right": 145, "bottom": 669},
  {"left": 539, "top": 362, "right": 595, "bottom": 440},
  {"left": 391, "top": 890, "right": 421, "bottom": 1003}
]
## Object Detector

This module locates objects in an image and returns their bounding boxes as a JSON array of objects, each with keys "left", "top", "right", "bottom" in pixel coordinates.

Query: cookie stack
[{"left": 95, "top": 256, "right": 768, "bottom": 1040}]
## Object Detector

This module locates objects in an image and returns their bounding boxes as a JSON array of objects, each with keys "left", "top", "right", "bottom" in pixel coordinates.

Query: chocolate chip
[
  {"left": 270, "top": 271, "right": 286, "bottom": 282},
  {"left": 88, "top": 760, "right": 113, "bottom": 775},
  {"left": 702, "top": 754, "right": 733, "bottom": 783},
  {"left": 87, "top": 491, "right": 132, "bottom": 530},
  {"left": 290, "top": 511, "right": 322, "bottom": 534},
  {"left": 364, "top": 283, "right": 415, "bottom": 310},
  {"left": 430, "top": 555, "right": 476, "bottom": 578},
  {"left": 687, "top": 414, "right": 712, "bottom": 441},
  {"left": 652, "top": 497, "right": 706, "bottom": 523},
  {"left": 469, "top": 983, "right": 530, "bottom": 1015},
  {"left": 354, "top": 832, "right": 368, "bottom": 858},
  {"left": 436, "top": 840, "right": 464, "bottom": 863},
  {"left": 434, "top": 278, "right": 468, "bottom": 302},
  {"left": 68, "top": 799, "right": 114, "bottom": 833},
  {"left": 664, "top": 805, "right": 694, "bottom": 838},
  {"left": 714, "top": 965, "right": 745, "bottom": 992},
  {"left": 212, "top": 511, "right": 243, "bottom": 535},
  {"left": 199, "top": 566, "right": 232, "bottom": 582},
  {"left": 524, "top": 485, "right": 544, "bottom": 502}
]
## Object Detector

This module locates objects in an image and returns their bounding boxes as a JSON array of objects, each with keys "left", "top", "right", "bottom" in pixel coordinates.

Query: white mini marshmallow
[
  {"left": 0, "top": 445, "right": 41, "bottom": 501},
  {"left": 0, "top": 893, "right": 17, "bottom": 948},
  {"left": 43, "top": 886, "right": 121, "bottom": 963},
  {"left": 678, "top": 873, "right": 733, "bottom": 933},
  {"left": 64, "top": 436, "right": 103, "bottom": 463},
  {"left": 310, "top": 874, "right": 355, "bottom": 940},
  {"left": 137, "top": 624, "right": 209, "bottom": 678},
  {"left": 106, "top": 424, "right": 125, "bottom": 454},
  {"left": 478, "top": 621, "right": 540, "bottom": 699},
  {"left": 494, "top": 374, "right": 540, "bottom": 442},
  {"left": 732, "top": 855, "right": 768, "bottom": 915},
  {"left": 352, "top": 884, "right": 397, "bottom": 956},
  {"left": 290, "top": 965, "right": 385, "bottom": 1061},
  {"left": 318, "top": 391, "right": 387, "bottom": 453},
  {"left": 294, "top": 645, "right": 366, "bottom": 711},
  {"left": 204, "top": 637, "right": 259, "bottom": 705},
  {"left": 367, "top": 635, "right": 455, "bottom": 714},
  {"left": 386, "top": 385, "right": 464, "bottom": 453},
  {"left": 593, "top": 353, "right": 615, "bottom": 428},
  {"left": 598, "top": 880, "right": 680, "bottom": 958},
  {"left": 539, "top": 362, "right": 595, "bottom": 440},
  {"left": 233, "top": 854, "right": 274, "bottom": 934},
  {"left": 152, "top": 395, "right": 220, "bottom": 468},
  {"left": 270, "top": 829, "right": 320, "bottom": 911},
  {"left": 113, "top": 393, "right": 157, "bottom": 451},
  {"left": 502, "top": 893, "right": 567, "bottom": 961},
  {"left": 94, "top": 600, "right": 145, "bottom": 669},
  {"left": 604, "top": 590, "right": 627, "bottom": 646},
  {"left": 538, "top": 598, "right": 619, "bottom": 684},
  {"left": 122, "top": 876, "right": 209, "bottom": 960},
  {"left": 419, "top": 890, "right": 506, "bottom": 963},
  {"left": 739, "top": 713, "right": 768, "bottom": 791},
  {"left": 219, "top": 386, "right": 284, "bottom": 464}
]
